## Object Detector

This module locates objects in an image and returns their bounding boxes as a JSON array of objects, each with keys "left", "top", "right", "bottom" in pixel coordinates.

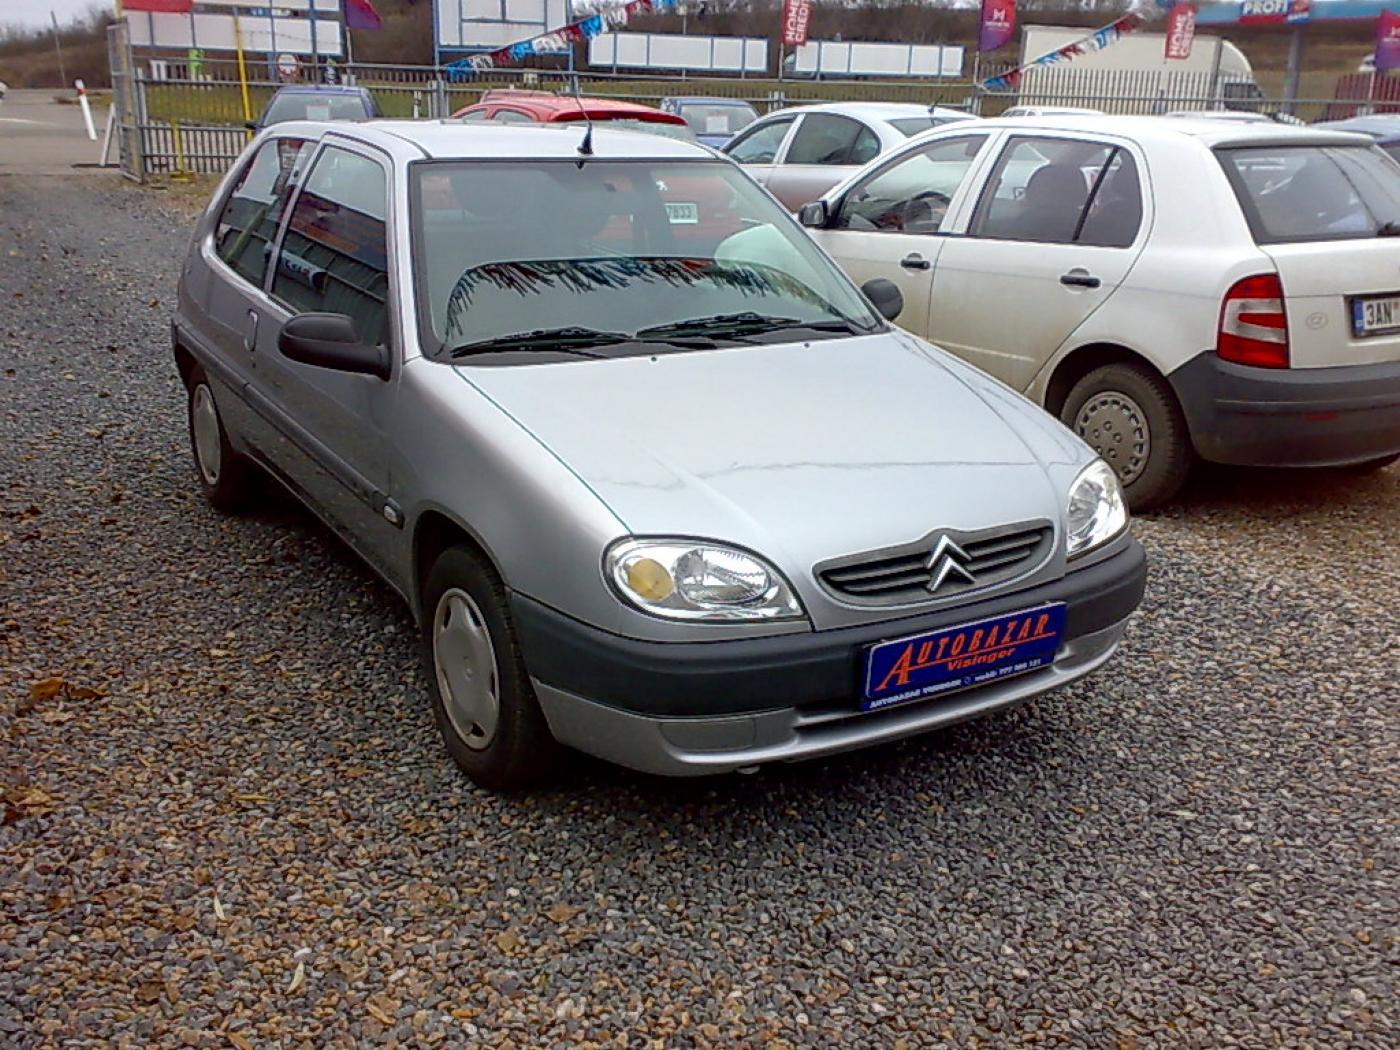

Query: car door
[
  {"left": 253, "top": 140, "right": 402, "bottom": 577},
  {"left": 723, "top": 115, "right": 797, "bottom": 191},
  {"left": 809, "top": 132, "right": 995, "bottom": 340},
  {"left": 201, "top": 135, "right": 314, "bottom": 452},
  {"left": 765, "top": 113, "right": 883, "bottom": 212},
  {"left": 928, "top": 133, "right": 1150, "bottom": 391}
]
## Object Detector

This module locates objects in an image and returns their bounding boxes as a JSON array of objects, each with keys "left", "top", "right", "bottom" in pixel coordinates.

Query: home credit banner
[
  {"left": 781, "top": 0, "right": 812, "bottom": 48},
  {"left": 122, "top": 0, "right": 195, "bottom": 11},
  {"left": 978, "top": 0, "right": 1017, "bottom": 53},
  {"left": 1239, "top": 0, "right": 1311, "bottom": 26},
  {"left": 1165, "top": 3, "right": 1197, "bottom": 61},
  {"left": 1378, "top": 10, "right": 1400, "bottom": 74}
]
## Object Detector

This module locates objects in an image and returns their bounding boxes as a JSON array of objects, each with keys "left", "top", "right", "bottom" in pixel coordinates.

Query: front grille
[{"left": 817, "top": 523, "right": 1053, "bottom": 606}]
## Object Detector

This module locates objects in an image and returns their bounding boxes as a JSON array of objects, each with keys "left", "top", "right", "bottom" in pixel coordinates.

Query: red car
[{"left": 452, "top": 90, "right": 694, "bottom": 140}]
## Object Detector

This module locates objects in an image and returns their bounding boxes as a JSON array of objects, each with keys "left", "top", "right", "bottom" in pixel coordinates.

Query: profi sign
[{"left": 1239, "top": 0, "right": 1311, "bottom": 26}]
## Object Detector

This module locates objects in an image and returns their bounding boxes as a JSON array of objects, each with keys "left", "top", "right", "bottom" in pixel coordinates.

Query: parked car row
[{"left": 174, "top": 93, "right": 1397, "bottom": 790}]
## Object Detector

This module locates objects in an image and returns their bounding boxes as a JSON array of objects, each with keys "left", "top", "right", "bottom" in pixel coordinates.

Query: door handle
[
  {"left": 1060, "top": 271, "right": 1101, "bottom": 289},
  {"left": 900, "top": 253, "right": 931, "bottom": 271},
  {"left": 244, "top": 309, "right": 260, "bottom": 352}
]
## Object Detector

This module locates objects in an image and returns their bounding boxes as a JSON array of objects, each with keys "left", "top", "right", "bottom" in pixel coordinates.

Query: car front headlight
[
  {"left": 1066, "top": 459, "right": 1128, "bottom": 559},
  {"left": 606, "top": 539, "right": 806, "bottom": 622}
]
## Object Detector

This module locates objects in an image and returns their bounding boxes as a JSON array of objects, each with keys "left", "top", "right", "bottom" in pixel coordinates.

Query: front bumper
[
  {"left": 1169, "top": 352, "right": 1400, "bottom": 467},
  {"left": 513, "top": 539, "right": 1146, "bottom": 776}
]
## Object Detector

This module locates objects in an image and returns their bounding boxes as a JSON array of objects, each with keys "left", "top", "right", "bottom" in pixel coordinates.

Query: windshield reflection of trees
[{"left": 444, "top": 257, "right": 828, "bottom": 339}]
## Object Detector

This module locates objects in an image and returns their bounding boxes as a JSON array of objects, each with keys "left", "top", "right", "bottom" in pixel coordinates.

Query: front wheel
[
  {"left": 421, "top": 546, "right": 559, "bottom": 791},
  {"left": 1060, "top": 363, "right": 1193, "bottom": 512}
]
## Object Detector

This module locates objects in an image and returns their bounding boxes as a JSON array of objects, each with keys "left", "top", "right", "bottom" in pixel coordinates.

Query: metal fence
[{"left": 108, "top": 39, "right": 1393, "bottom": 181}]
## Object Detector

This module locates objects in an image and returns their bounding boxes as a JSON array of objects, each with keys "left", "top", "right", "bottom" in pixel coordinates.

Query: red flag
[
  {"left": 781, "top": 0, "right": 812, "bottom": 48},
  {"left": 1164, "top": 4, "right": 1197, "bottom": 61},
  {"left": 122, "top": 0, "right": 194, "bottom": 11},
  {"left": 345, "top": 0, "right": 384, "bottom": 31}
]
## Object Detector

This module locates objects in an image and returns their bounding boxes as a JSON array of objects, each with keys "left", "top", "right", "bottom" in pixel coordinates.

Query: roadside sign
[
  {"left": 1165, "top": 3, "right": 1198, "bottom": 60},
  {"left": 276, "top": 52, "right": 300, "bottom": 81}
]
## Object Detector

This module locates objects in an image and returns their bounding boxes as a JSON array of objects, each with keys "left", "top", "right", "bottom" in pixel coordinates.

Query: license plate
[
  {"left": 862, "top": 603, "right": 1066, "bottom": 712},
  {"left": 1352, "top": 294, "right": 1400, "bottom": 337},
  {"left": 665, "top": 202, "right": 699, "bottom": 225}
]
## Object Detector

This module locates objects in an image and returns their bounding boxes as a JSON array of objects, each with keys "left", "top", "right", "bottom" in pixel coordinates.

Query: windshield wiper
[
  {"left": 636, "top": 312, "right": 863, "bottom": 341},
  {"left": 1377, "top": 221, "right": 1400, "bottom": 237},
  {"left": 446, "top": 326, "right": 630, "bottom": 359}
]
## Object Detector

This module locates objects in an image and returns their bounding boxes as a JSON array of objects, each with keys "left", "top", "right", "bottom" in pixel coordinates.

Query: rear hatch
[{"left": 1216, "top": 141, "right": 1400, "bottom": 368}]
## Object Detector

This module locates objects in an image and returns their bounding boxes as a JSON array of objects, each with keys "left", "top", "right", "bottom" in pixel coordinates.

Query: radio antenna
[{"left": 568, "top": 72, "right": 594, "bottom": 164}]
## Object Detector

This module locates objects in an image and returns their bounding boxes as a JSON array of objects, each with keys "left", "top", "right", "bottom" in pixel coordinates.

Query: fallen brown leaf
[
  {"left": 29, "top": 677, "right": 64, "bottom": 701},
  {"left": 545, "top": 904, "right": 580, "bottom": 924},
  {"left": 496, "top": 929, "right": 521, "bottom": 952},
  {"left": 365, "top": 1003, "right": 394, "bottom": 1025},
  {"left": 227, "top": 1033, "right": 253, "bottom": 1050}
]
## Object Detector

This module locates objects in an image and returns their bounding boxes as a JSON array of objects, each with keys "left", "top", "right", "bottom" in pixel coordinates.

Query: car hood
[{"left": 457, "top": 331, "right": 1088, "bottom": 627}]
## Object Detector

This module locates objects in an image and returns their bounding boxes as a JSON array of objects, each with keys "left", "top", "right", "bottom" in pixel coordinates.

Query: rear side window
[
  {"left": 971, "top": 136, "right": 1142, "bottom": 247},
  {"left": 271, "top": 146, "right": 390, "bottom": 346},
  {"left": 213, "top": 137, "right": 312, "bottom": 287},
  {"left": 1218, "top": 145, "right": 1400, "bottom": 243},
  {"left": 784, "top": 114, "right": 867, "bottom": 166}
]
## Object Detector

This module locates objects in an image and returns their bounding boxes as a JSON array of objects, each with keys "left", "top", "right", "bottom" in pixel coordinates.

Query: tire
[
  {"left": 1060, "top": 362, "right": 1193, "bottom": 512},
  {"left": 421, "top": 545, "right": 559, "bottom": 791},
  {"left": 186, "top": 365, "right": 258, "bottom": 512}
]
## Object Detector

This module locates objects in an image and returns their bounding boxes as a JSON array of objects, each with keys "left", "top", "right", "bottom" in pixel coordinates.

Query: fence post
[{"left": 433, "top": 78, "right": 447, "bottom": 119}]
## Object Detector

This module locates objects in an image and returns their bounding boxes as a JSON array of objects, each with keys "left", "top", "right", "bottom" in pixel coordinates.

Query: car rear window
[
  {"left": 262, "top": 92, "right": 371, "bottom": 126},
  {"left": 889, "top": 115, "right": 973, "bottom": 136},
  {"left": 1217, "top": 145, "right": 1400, "bottom": 243}
]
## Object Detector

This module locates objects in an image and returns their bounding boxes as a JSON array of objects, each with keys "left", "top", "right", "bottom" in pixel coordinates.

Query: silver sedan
[
  {"left": 172, "top": 119, "right": 1144, "bottom": 789},
  {"left": 723, "top": 101, "right": 977, "bottom": 210}
]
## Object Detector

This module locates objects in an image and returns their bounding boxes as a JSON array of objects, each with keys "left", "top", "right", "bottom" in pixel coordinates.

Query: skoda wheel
[
  {"left": 421, "top": 545, "right": 558, "bottom": 791},
  {"left": 186, "top": 366, "right": 257, "bottom": 512},
  {"left": 1061, "top": 362, "right": 1192, "bottom": 512}
]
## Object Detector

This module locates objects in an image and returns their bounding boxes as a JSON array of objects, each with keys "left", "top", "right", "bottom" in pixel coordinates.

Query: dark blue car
[
  {"left": 1314, "top": 115, "right": 1400, "bottom": 163},
  {"left": 249, "top": 85, "right": 381, "bottom": 131},
  {"left": 659, "top": 96, "right": 759, "bottom": 149}
]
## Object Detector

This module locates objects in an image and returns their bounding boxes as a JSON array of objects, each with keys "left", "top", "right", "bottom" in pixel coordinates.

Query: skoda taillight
[{"left": 1218, "top": 273, "right": 1289, "bottom": 369}]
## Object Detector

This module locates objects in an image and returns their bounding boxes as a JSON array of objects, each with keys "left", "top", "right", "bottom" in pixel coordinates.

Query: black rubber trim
[
  {"left": 1168, "top": 350, "right": 1400, "bottom": 466},
  {"left": 512, "top": 538, "right": 1147, "bottom": 718}
]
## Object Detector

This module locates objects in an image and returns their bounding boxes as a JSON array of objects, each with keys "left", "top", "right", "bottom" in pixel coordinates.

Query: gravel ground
[{"left": 1, "top": 176, "right": 1397, "bottom": 1049}]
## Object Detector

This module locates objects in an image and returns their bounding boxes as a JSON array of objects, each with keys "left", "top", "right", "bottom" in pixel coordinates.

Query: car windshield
[
  {"left": 262, "top": 92, "right": 368, "bottom": 125},
  {"left": 412, "top": 159, "right": 882, "bottom": 362},
  {"left": 1218, "top": 145, "right": 1400, "bottom": 243},
  {"left": 678, "top": 102, "right": 757, "bottom": 137}
]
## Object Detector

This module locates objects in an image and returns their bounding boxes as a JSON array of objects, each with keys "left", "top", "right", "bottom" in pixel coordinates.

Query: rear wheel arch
[
  {"left": 1043, "top": 343, "right": 1173, "bottom": 418},
  {"left": 174, "top": 343, "right": 198, "bottom": 390}
]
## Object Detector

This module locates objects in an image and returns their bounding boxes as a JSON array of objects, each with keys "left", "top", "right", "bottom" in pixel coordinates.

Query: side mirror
[
  {"left": 798, "top": 200, "right": 829, "bottom": 228},
  {"left": 862, "top": 278, "right": 904, "bottom": 322},
  {"left": 244, "top": 120, "right": 259, "bottom": 132},
  {"left": 278, "top": 312, "right": 390, "bottom": 380}
]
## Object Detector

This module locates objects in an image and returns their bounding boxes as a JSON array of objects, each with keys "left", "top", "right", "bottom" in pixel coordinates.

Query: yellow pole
[
  {"left": 171, "top": 118, "right": 192, "bottom": 180},
  {"left": 233, "top": 12, "right": 253, "bottom": 130}
]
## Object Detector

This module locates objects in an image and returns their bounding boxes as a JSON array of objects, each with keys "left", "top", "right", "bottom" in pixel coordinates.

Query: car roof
[
  {"left": 961, "top": 114, "right": 1378, "bottom": 149},
  {"left": 771, "top": 101, "right": 948, "bottom": 122},
  {"left": 273, "top": 84, "right": 368, "bottom": 96},
  {"left": 282, "top": 119, "right": 717, "bottom": 160},
  {"left": 664, "top": 96, "right": 754, "bottom": 107}
]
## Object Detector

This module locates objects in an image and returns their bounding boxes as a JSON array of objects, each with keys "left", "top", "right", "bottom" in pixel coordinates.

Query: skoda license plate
[
  {"left": 862, "top": 604, "right": 1066, "bottom": 711},
  {"left": 1353, "top": 294, "right": 1400, "bottom": 337}
]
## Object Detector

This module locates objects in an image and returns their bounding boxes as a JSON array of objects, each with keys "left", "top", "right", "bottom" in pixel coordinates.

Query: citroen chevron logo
[{"left": 925, "top": 535, "right": 975, "bottom": 593}]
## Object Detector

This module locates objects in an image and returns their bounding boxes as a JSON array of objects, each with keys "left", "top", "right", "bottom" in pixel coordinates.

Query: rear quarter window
[{"left": 1217, "top": 145, "right": 1400, "bottom": 243}]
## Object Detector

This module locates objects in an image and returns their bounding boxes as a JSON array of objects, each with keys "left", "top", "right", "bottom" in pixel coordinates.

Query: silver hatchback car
[{"left": 172, "top": 120, "right": 1147, "bottom": 789}]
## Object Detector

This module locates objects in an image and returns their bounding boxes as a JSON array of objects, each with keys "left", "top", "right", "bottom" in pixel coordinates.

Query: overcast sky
[{"left": 4, "top": 2, "right": 117, "bottom": 31}]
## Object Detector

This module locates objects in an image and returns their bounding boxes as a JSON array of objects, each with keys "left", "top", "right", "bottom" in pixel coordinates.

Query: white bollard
[{"left": 75, "top": 79, "right": 98, "bottom": 141}]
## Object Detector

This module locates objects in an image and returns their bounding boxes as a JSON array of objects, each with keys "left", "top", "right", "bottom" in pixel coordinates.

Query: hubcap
[
  {"left": 191, "top": 384, "right": 223, "bottom": 486},
  {"left": 432, "top": 588, "right": 501, "bottom": 750},
  {"left": 1076, "top": 390, "right": 1151, "bottom": 486}
]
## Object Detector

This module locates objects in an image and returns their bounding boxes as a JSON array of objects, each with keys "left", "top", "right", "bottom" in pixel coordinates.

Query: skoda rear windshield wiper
[
  {"left": 447, "top": 326, "right": 630, "bottom": 359},
  {"left": 636, "top": 312, "right": 864, "bottom": 341},
  {"left": 1377, "top": 221, "right": 1400, "bottom": 237}
]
